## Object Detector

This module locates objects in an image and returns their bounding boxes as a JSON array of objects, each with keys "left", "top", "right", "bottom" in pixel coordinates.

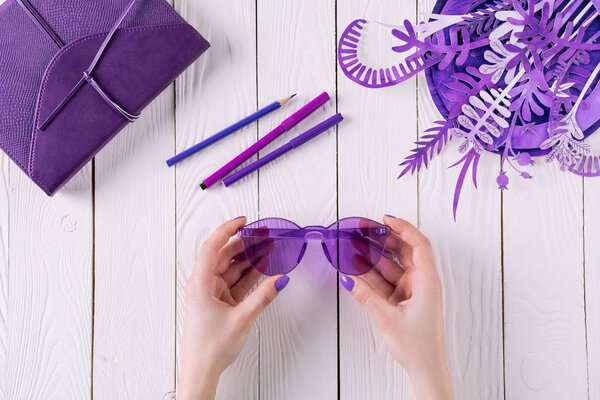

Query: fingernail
[
  {"left": 275, "top": 275, "right": 290, "bottom": 292},
  {"left": 385, "top": 214, "right": 395, "bottom": 218},
  {"left": 234, "top": 216, "right": 245, "bottom": 220},
  {"left": 339, "top": 275, "right": 355, "bottom": 292}
]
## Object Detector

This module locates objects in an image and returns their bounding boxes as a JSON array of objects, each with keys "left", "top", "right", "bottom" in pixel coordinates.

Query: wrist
[
  {"left": 178, "top": 363, "right": 222, "bottom": 400},
  {"left": 408, "top": 364, "right": 453, "bottom": 400}
]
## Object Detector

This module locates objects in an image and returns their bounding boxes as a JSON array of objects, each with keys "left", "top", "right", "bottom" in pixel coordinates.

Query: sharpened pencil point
[
  {"left": 200, "top": 183, "right": 207, "bottom": 190},
  {"left": 279, "top": 94, "right": 297, "bottom": 106}
]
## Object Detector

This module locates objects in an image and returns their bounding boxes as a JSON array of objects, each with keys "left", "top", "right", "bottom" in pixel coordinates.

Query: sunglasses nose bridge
[{"left": 303, "top": 226, "right": 327, "bottom": 241}]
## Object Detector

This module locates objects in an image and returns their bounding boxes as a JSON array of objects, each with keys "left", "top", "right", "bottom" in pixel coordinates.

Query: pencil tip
[
  {"left": 279, "top": 93, "right": 297, "bottom": 106},
  {"left": 200, "top": 183, "right": 207, "bottom": 190}
]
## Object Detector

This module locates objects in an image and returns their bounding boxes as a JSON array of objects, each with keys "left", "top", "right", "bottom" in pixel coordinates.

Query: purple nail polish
[
  {"left": 385, "top": 214, "right": 396, "bottom": 218},
  {"left": 234, "top": 216, "right": 245, "bottom": 220},
  {"left": 340, "top": 275, "right": 355, "bottom": 292},
  {"left": 275, "top": 275, "right": 290, "bottom": 292}
]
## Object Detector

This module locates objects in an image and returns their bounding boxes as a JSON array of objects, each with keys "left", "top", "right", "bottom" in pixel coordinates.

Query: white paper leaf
[
  {"left": 469, "top": 96, "right": 487, "bottom": 111},
  {"left": 480, "top": 90, "right": 495, "bottom": 104},
  {"left": 504, "top": 67, "right": 516, "bottom": 85},
  {"left": 489, "top": 112, "right": 508, "bottom": 128},
  {"left": 495, "top": 104, "right": 512, "bottom": 119},
  {"left": 564, "top": 112, "right": 584, "bottom": 140},
  {"left": 540, "top": 135, "right": 560, "bottom": 150},
  {"left": 483, "top": 122, "right": 502, "bottom": 137},
  {"left": 462, "top": 103, "right": 480, "bottom": 119},
  {"left": 472, "top": 140, "right": 485, "bottom": 154},
  {"left": 448, "top": 127, "right": 464, "bottom": 138},
  {"left": 458, "top": 115, "right": 474, "bottom": 129},
  {"left": 484, "top": 50, "right": 502, "bottom": 63},
  {"left": 415, "top": 13, "right": 465, "bottom": 37},
  {"left": 477, "top": 129, "right": 494, "bottom": 143}
]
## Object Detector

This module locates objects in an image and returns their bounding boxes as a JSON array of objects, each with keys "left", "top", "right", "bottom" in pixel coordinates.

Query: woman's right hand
[{"left": 339, "top": 215, "right": 453, "bottom": 400}]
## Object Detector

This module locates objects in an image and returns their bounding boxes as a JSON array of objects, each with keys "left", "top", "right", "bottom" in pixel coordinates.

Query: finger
[
  {"left": 230, "top": 268, "right": 262, "bottom": 303},
  {"left": 349, "top": 237, "right": 405, "bottom": 284},
  {"left": 229, "top": 237, "right": 276, "bottom": 265},
  {"left": 359, "top": 263, "right": 396, "bottom": 301},
  {"left": 237, "top": 275, "right": 289, "bottom": 324},
  {"left": 201, "top": 217, "right": 247, "bottom": 257},
  {"left": 221, "top": 259, "right": 253, "bottom": 286},
  {"left": 217, "top": 237, "right": 245, "bottom": 273},
  {"left": 383, "top": 216, "right": 436, "bottom": 274},
  {"left": 339, "top": 275, "right": 396, "bottom": 328},
  {"left": 383, "top": 216, "right": 440, "bottom": 296},
  {"left": 375, "top": 256, "right": 405, "bottom": 285}
]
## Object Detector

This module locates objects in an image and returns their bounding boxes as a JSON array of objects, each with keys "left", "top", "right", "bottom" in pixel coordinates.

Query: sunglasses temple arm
[{"left": 340, "top": 230, "right": 395, "bottom": 259}]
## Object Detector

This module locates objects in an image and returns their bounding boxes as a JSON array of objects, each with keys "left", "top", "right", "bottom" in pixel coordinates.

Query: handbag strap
[{"left": 38, "top": 0, "right": 141, "bottom": 131}]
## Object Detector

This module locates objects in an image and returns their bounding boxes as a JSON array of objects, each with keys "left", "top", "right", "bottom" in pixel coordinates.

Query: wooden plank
[
  {"left": 0, "top": 0, "right": 9, "bottom": 397},
  {"left": 6, "top": 168, "right": 92, "bottom": 400},
  {"left": 256, "top": 1, "right": 337, "bottom": 399},
  {"left": 417, "top": 90, "right": 505, "bottom": 397},
  {"left": 503, "top": 169, "right": 586, "bottom": 398},
  {"left": 417, "top": 1, "right": 504, "bottom": 398},
  {"left": 92, "top": 91, "right": 176, "bottom": 397},
  {"left": 0, "top": 154, "right": 8, "bottom": 399},
  {"left": 174, "top": 1, "right": 259, "bottom": 399},
  {"left": 336, "top": 1, "right": 418, "bottom": 399},
  {"left": 586, "top": 178, "right": 600, "bottom": 399}
]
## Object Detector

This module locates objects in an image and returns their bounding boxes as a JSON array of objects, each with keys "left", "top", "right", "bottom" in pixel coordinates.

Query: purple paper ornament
[
  {"left": 497, "top": 171, "right": 509, "bottom": 190},
  {"left": 515, "top": 152, "right": 533, "bottom": 166},
  {"left": 338, "top": 0, "right": 600, "bottom": 218},
  {"left": 521, "top": 171, "right": 533, "bottom": 179}
]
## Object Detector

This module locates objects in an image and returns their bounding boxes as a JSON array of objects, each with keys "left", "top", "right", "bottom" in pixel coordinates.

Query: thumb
[
  {"left": 340, "top": 275, "right": 395, "bottom": 328},
  {"left": 237, "top": 275, "right": 289, "bottom": 324}
]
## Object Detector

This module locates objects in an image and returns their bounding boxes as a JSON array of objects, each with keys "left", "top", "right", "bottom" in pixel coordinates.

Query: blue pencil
[{"left": 166, "top": 94, "right": 296, "bottom": 167}]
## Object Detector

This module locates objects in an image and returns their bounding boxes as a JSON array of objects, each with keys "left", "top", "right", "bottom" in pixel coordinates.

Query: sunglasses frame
[{"left": 236, "top": 217, "right": 395, "bottom": 276}]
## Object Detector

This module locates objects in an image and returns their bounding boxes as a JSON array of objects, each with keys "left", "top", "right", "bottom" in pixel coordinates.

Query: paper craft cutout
[{"left": 338, "top": 0, "right": 600, "bottom": 218}]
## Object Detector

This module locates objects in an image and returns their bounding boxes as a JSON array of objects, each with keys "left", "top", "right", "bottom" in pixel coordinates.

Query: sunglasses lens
[
  {"left": 324, "top": 217, "right": 390, "bottom": 275},
  {"left": 239, "top": 218, "right": 304, "bottom": 276}
]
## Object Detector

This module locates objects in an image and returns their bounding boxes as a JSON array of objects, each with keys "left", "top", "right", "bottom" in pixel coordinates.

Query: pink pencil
[{"left": 200, "top": 92, "right": 330, "bottom": 189}]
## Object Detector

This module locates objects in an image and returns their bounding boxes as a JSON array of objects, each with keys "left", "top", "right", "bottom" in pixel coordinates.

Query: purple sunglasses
[{"left": 236, "top": 217, "right": 396, "bottom": 276}]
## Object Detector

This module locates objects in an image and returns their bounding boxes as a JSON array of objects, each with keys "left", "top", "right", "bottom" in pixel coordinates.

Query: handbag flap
[{"left": 0, "top": 0, "right": 209, "bottom": 194}]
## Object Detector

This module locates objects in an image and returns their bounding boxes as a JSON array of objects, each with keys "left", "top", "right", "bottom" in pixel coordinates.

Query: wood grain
[
  {"left": 336, "top": 1, "right": 418, "bottom": 399},
  {"left": 503, "top": 167, "right": 587, "bottom": 399},
  {"left": 0, "top": 154, "right": 8, "bottom": 399},
  {"left": 6, "top": 167, "right": 92, "bottom": 400},
  {"left": 585, "top": 177, "right": 600, "bottom": 399},
  {"left": 256, "top": 1, "right": 337, "bottom": 399},
  {"left": 92, "top": 89, "right": 176, "bottom": 398},
  {"left": 174, "top": 1, "right": 260, "bottom": 399},
  {"left": 417, "top": 1, "right": 504, "bottom": 399}
]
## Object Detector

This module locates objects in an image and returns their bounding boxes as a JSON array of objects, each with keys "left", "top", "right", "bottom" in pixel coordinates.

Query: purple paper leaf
[
  {"left": 397, "top": 120, "right": 453, "bottom": 179},
  {"left": 449, "top": 149, "right": 479, "bottom": 220}
]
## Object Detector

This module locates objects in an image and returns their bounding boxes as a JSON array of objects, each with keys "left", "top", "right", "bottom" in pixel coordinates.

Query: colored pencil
[
  {"left": 200, "top": 91, "right": 330, "bottom": 189},
  {"left": 222, "top": 113, "right": 343, "bottom": 187},
  {"left": 166, "top": 94, "right": 296, "bottom": 167}
]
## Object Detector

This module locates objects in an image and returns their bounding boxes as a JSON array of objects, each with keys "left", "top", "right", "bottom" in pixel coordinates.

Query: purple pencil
[
  {"left": 200, "top": 92, "right": 330, "bottom": 189},
  {"left": 223, "top": 113, "right": 343, "bottom": 187}
]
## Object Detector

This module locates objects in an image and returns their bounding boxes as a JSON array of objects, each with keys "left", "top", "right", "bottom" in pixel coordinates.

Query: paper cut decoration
[{"left": 338, "top": 0, "right": 600, "bottom": 218}]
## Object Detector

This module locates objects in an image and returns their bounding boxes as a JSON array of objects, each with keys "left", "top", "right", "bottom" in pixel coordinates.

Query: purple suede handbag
[{"left": 0, "top": 0, "right": 209, "bottom": 195}]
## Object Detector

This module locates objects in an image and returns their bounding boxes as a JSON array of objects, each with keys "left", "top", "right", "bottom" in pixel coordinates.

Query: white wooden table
[{"left": 1, "top": 0, "right": 598, "bottom": 399}]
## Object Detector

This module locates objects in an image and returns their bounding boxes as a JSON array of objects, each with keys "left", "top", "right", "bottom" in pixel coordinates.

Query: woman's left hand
[{"left": 178, "top": 217, "right": 289, "bottom": 400}]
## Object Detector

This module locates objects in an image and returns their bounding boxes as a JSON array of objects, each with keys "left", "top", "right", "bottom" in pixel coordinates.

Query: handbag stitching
[{"left": 29, "top": 23, "right": 199, "bottom": 193}]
